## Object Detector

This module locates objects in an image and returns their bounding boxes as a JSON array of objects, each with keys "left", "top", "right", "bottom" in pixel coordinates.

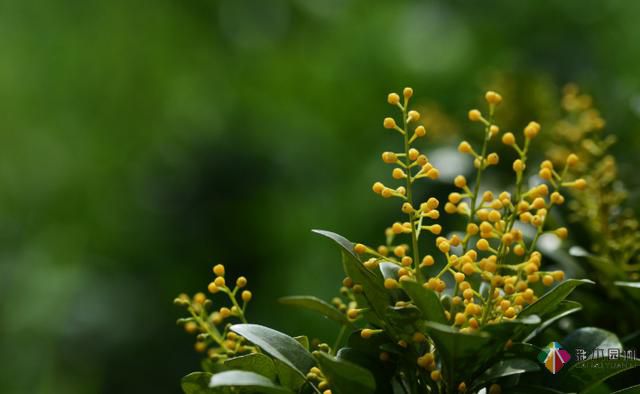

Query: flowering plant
[{"left": 175, "top": 88, "right": 640, "bottom": 394}]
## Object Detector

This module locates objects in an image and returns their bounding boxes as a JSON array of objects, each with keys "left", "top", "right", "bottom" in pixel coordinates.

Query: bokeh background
[{"left": 1, "top": 0, "right": 640, "bottom": 392}]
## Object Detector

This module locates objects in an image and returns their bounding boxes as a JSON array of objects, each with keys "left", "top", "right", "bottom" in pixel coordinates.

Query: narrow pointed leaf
[
  {"left": 279, "top": 296, "right": 348, "bottom": 324},
  {"left": 209, "top": 370, "right": 293, "bottom": 393},
  {"left": 315, "top": 351, "right": 376, "bottom": 394},
  {"left": 520, "top": 279, "right": 593, "bottom": 319},
  {"left": 230, "top": 324, "right": 315, "bottom": 377}
]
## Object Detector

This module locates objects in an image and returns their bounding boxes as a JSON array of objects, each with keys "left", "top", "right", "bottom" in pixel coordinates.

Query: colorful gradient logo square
[{"left": 538, "top": 342, "right": 572, "bottom": 374}]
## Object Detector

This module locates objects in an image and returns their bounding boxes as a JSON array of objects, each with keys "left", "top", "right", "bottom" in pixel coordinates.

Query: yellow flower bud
[
  {"left": 466, "top": 223, "right": 478, "bottom": 235},
  {"left": 383, "top": 117, "right": 397, "bottom": 129},
  {"left": 414, "top": 125, "right": 426, "bottom": 137},
  {"left": 458, "top": 141, "right": 473, "bottom": 154},
  {"left": 555, "top": 227, "right": 568, "bottom": 239},
  {"left": 421, "top": 255, "right": 435, "bottom": 267},
  {"left": 524, "top": 121, "right": 541, "bottom": 139},
  {"left": 236, "top": 276, "right": 247, "bottom": 288},
  {"left": 394, "top": 245, "right": 406, "bottom": 257},
  {"left": 184, "top": 321, "right": 199, "bottom": 334},
  {"left": 408, "top": 110, "right": 420, "bottom": 122},
  {"left": 485, "top": 91, "right": 502, "bottom": 105},
  {"left": 454, "top": 312, "right": 466, "bottom": 325},
  {"left": 354, "top": 243, "right": 367, "bottom": 254},
  {"left": 539, "top": 168, "right": 552, "bottom": 180},
  {"left": 542, "top": 275, "right": 554, "bottom": 286},
  {"left": 242, "top": 290, "right": 253, "bottom": 302},
  {"left": 476, "top": 239, "right": 490, "bottom": 251},
  {"left": 468, "top": 109, "right": 482, "bottom": 122},
  {"left": 454, "top": 175, "right": 467, "bottom": 188},
  {"left": 431, "top": 370, "right": 441, "bottom": 381},
  {"left": 408, "top": 148, "right": 419, "bottom": 161},
  {"left": 214, "top": 276, "right": 226, "bottom": 287},
  {"left": 403, "top": 87, "right": 413, "bottom": 99},
  {"left": 387, "top": 93, "right": 400, "bottom": 105},
  {"left": 574, "top": 178, "right": 587, "bottom": 190},
  {"left": 504, "top": 307, "right": 516, "bottom": 318},
  {"left": 454, "top": 272, "right": 465, "bottom": 282},
  {"left": 372, "top": 182, "right": 384, "bottom": 194},
  {"left": 208, "top": 282, "right": 219, "bottom": 294},
  {"left": 392, "top": 222, "right": 405, "bottom": 234},
  {"left": 381, "top": 151, "right": 398, "bottom": 163},
  {"left": 392, "top": 168, "right": 407, "bottom": 179},
  {"left": 566, "top": 153, "right": 579, "bottom": 167},
  {"left": 502, "top": 132, "right": 515, "bottom": 145},
  {"left": 213, "top": 264, "right": 225, "bottom": 276},
  {"left": 541, "top": 160, "right": 553, "bottom": 170},
  {"left": 489, "top": 125, "right": 500, "bottom": 136},
  {"left": 384, "top": 278, "right": 398, "bottom": 289},
  {"left": 512, "top": 159, "right": 525, "bottom": 172},
  {"left": 487, "top": 153, "right": 499, "bottom": 165}
]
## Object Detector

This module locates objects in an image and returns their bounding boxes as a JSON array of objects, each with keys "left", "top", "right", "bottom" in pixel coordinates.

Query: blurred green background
[{"left": 1, "top": 0, "right": 640, "bottom": 392}]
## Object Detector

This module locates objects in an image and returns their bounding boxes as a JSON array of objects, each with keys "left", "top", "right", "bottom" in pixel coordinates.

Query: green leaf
[
  {"left": 294, "top": 336, "right": 309, "bottom": 351},
  {"left": 274, "top": 359, "right": 306, "bottom": 391},
  {"left": 279, "top": 296, "right": 348, "bottom": 324},
  {"left": 313, "top": 229, "right": 390, "bottom": 326},
  {"left": 614, "top": 281, "right": 640, "bottom": 289},
  {"left": 181, "top": 372, "right": 213, "bottom": 394},
  {"left": 523, "top": 300, "right": 582, "bottom": 342},
  {"left": 562, "top": 327, "right": 623, "bottom": 357},
  {"left": 519, "top": 279, "right": 592, "bottom": 332},
  {"left": 425, "top": 317, "right": 540, "bottom": 391},
  {"left": 423, "top": 322, "right": 493, "bottom": 390},
  {"left": 560, "top": 358, "right": 640, "bottom": 393},
  {"left": 230, "top": 324, "right": 316, "bottom": 378},
  {"left": 472, "top": 358, "right": 540, "bottom": 391},
  {"left": 315, "top": 351, "right": 376, "bottom": 394},
  {"left": 401, "top": 279, "right": 447, "bottom": 325},
  {"left": 336, "top": 347, "right": 394, "bottom": 394},
  {"left": 224, "top": 353, "right": 277, "bottom": 381},
  {"left": 209, "top": 370, "right": 293, "bottom": 393},
  {"left": 613, "top": 384, "right": 640, "bottom": 393}
]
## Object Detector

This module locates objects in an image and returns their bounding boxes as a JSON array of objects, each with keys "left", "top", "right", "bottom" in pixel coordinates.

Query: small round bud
[
  {"left": 489, "top": 125, "right": 500, "bottom": 136},
  {"left": 408, "top": 110, "right": 420, "bottom": 122},
  {"left": 401, "top": 202, "right": 414, "bottom": 214},
  {"left": 501, "top": 132, "right": 516, "bottom": 145},
  {"left": 193, "top": 292, "right": 206, "bottom": 304},
  {"left": 504, "top": 307, "right": 516, "bottom": 318},
  {"left": 208, "top": 282, "right": 219, "bottom": 294},
  {"left": 403, "top": 87, "right": 413, "bottom": 99},
  {"left": 236, "top": 276, "right": 247, "bottom": 288},
  {"left": 347, "top": 309, "right": 359, "bottom": 319},
  {"left": 513, "top": 159, "right": 525, "bottom": 172},
  {"left": 574, "top": 179, "right": 587, "bottom": 190},
  {"left": 454, "top": 175, "right": 467, "bottom": 188},
  {"left": 539, "top": 168, "right": 552, "bottom": 180},
  {"left": 184, "top": 321, "right": 198, "bottom": 334},
  {"left": 430, "top": 370, "right": 441, "bottom": 381},
  {"left": 381, "top": 151, "right": 398, "bottom": 163},
  {"left": 387, "top": 93, "right": 400, "bottom": 105},
  {"left": 213, "top": 264, "right": 225, "bottom": 276},
  {"left": 392, "top": 168, "right": 407, "bottom": 179},
  {"left": 485, "top": 91, "right": 502, "bottom": 105},
  {"left": 468, "top": 109, "right": 482, "bottom": 122},
  {"left": 566, "top": 153, "right": 579, "bottom": 167},
  {"left": 361, "top": 328, "right": 374, "bottom": 339},
  {"left": 214, "top": 276, "right": 226, "bottom": 287},
  {"left": 454, "top": 312, "right": 466, "bottom": 325},
  {"left": 242, "top": 290, "right": 253, "bottom": 302},
  {"left": 458, "top": 141, "right": 473, "bottom": 154},
  {"left": 354, "top": 243, "right": 367, "bottom": 254},
  {"left": 408, "top": 148, "right": 420, "bottom": 161},
  {"left": 555, "top": 227, "right": 568, "bottom": 239},
  {"left": 524, "top": 121, "right": 541, "bottom": 139},
  {"left": 372, "top": 182, "right": 384, "bottom": 194},
  {"left": 487, "top": 153, "right": 499, "bottom": 165},
  {"left": 421, "top": 255, "right": 435, "bottom": 267},
  {"left": 383, "top": 117, "right": 397, "bottom": 129},
  {"left": 384, "top": 278, "right": 398, "bottom": 289},
  {"left": 414, "top": 125, "right": 426, "bottom": 137},
  {"left": 454, "top": 272, "right": 465, "bottom": 283},
  {"left": 476, "top": 239, "right": 490, "bottom": 251}
]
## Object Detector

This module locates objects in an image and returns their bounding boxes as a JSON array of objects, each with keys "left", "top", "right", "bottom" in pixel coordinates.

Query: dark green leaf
[
  {"left": 274, "top": 359, "right": 306, "bottom": 391},
  {"left": 230, "top": 324, "right": 315, "bottom": 378},
  {"left": 560, "top": 358, "right": 640, "bottom": 393},
  {"left": 562, "top": 327, "right": 623, "bottom": 357},
  {"left": 472, "top": 358, "right": 540, "bottom": 390},
  {"left": 519, "top": 279, "right": 592, "bottom": 322},
  {"left": 294, "top": 336, "right": 309, "bottom": 351},
  {"left": 209, "top": 370, "right": 293, "bottom": 393},
  {"left": 224, "top": 353, "right": 277, "bottom": 381},
  {"left": 401, "top": 279, "right": 448, "bottom": 325},
  {"left": 614, "top": 281, "right": 640, "bottom": 289},
  {"left": 523, "top": 300, "right": 582, "bottom": 342},
  {"left": 315, "top": 351, "right": 376, "bottom": 394},
  {"left": 313, "top": 229, "right": 390, "bottom": 327},
  {"left": 279, "top": 296, "right": 348, "bottom": 324},
  {"left": 181, "top": 372, "right": 213, "bottom": 394},
  {"left": 336, "top": 347, "right": 394, "bottom": 394},
  {"left": 612, "top": 384, "right": 640, "bottom": 393}
]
